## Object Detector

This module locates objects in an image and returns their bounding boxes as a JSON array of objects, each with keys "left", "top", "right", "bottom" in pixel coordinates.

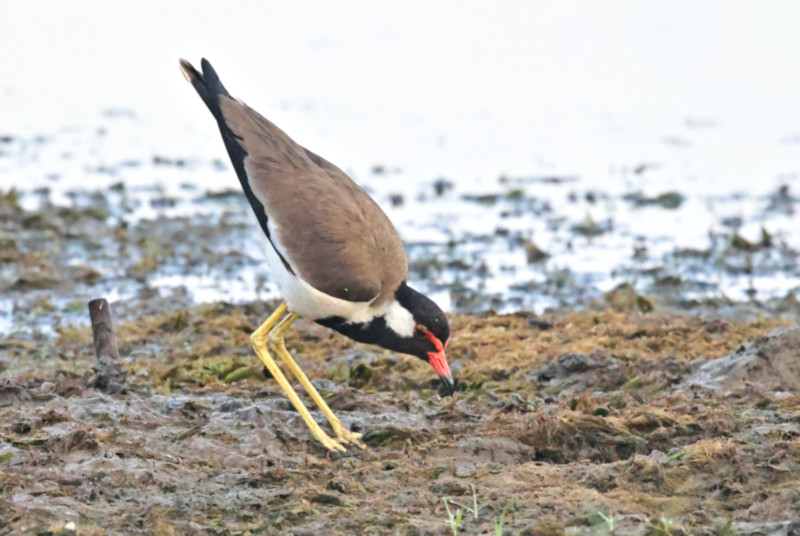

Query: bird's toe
[
  {"left": 313, "top": 431, "right": 347, "bottom": 452},
  {"left": 332, "top": 422, "right": 366, "bottom": 450}
]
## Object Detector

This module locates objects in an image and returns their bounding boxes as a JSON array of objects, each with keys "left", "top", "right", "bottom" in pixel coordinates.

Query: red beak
[
  {"left": 428, "top": 349, "right": 454, "bottom": 394},
  {"left": 423, "top": 332, "right": 454, "bottom": 395}
]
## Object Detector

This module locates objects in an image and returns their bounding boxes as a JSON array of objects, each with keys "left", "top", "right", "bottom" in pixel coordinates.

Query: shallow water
[
  {"left": 1, "top": 122, "right": 798, "bottom": 335},
  {"left": 2, "top": 2, "right": 800, "bottom": 329}
]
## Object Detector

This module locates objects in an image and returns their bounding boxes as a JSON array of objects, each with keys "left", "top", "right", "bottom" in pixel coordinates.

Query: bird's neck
[
  {"left": 315, "top": 293, "right": 413, "bottom": 340},
  {"left": 314, "top": 283, "right": 433, "bottom": 357}
]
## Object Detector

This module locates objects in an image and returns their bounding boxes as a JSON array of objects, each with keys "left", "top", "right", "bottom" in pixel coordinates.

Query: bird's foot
[
  {"left": 312, "top": 427, "right": 347, "bottom": 452},
  {"left": 330, "top": 419, "right": 366, "bottom": 450}
]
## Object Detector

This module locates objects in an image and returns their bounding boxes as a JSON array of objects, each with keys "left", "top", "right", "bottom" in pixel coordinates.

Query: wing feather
[{"left": 219, "top": 97, "right": 408, "bottom": 305}]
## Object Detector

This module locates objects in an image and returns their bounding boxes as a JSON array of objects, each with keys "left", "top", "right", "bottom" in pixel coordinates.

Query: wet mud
[
  {"left": 1, "top": 151, "right": 799, "bottom": 534},
  {"left": 2, "top": 303, "right": 799, "bottom": 534}
]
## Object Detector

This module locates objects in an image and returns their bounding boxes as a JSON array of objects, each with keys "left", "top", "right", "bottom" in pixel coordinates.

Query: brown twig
[{"left": 87, "top": 298, "right": 126, "bottom": 394}]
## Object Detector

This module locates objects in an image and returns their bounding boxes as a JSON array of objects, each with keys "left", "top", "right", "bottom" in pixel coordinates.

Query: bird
[{"left": 179, "top": 58, "right": 453, "bottom": 452}]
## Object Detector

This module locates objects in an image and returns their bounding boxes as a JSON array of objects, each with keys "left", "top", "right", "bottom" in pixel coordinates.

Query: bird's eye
[{"left": 414, "top": 325, "right": 429, "bottom": 338}]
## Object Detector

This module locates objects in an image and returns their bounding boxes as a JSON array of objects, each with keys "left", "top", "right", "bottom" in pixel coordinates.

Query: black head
[
  {"left": 394, "top": 282, "right": 450, "bottom": 347},
  {"left": 315, "top": 282, "right": 454, "bottom": 394},
  {"left": 395, "top": 283, "right": 453, "bottom": 394}
]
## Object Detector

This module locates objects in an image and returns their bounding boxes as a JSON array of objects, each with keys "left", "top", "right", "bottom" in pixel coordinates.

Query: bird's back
[{"left": 181, "top": 59, "right": 408, "bottom": 307}]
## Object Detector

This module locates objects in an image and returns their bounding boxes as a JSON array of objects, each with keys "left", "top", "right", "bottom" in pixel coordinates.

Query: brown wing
[{"left": 219, "top": 97, "right": 408, "bottom": 305}]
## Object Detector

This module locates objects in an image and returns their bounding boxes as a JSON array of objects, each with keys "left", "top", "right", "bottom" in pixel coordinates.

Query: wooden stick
[
  {"left": 87, "top": 298, "right": 126, "bottom": 393},
  {"left": 89, "top": 298, "right": 120, "bottom": 360}
]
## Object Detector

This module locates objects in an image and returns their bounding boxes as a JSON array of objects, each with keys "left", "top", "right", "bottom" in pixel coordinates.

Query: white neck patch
[{"left": 383, "top": 300, "right": 415, "bottom": 337}]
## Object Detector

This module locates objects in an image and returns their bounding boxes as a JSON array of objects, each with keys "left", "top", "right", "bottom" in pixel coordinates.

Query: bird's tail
[{"left": 179, "top": 58, "right": 231, "bottom": 118}]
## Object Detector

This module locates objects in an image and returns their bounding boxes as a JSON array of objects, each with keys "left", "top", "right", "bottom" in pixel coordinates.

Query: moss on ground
[{"left": 1, "top": 305, "right": 798, "bottom": 534}]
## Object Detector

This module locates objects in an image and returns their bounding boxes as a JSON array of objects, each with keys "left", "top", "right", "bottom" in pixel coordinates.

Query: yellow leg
[
  {"left": 250, "top": 302, "right": 345, "bottom": 452},
  {"left": 269, "top": 313, "right": 366, "bottom": 450}
]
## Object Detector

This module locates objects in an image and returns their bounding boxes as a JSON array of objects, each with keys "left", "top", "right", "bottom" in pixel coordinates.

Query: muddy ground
[
  {"left": 2, "top": 301, "right": 800, "bottom": 535},
  {"left": 1, "top": 185, "right": 800, "bottom": 535}
]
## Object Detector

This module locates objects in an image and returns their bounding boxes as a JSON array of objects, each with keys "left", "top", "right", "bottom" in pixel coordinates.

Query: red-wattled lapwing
[{"left": 179, "top": 59, "right": 453, "bottom": 451}]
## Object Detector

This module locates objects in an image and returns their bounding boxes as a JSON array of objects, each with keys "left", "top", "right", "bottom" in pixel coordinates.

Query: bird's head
[
  {"left": 393, "top": 283, "right": 453, "bottom": 394},
  {"left": 315, "top": 283, "right": 453, "bottom": 394}
]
